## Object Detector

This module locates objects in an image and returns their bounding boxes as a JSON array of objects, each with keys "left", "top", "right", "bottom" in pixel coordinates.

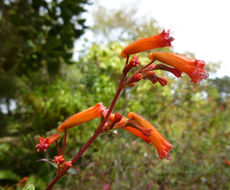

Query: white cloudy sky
[{"left": 76, "top": 0, "right": 230, "bottom": 77}]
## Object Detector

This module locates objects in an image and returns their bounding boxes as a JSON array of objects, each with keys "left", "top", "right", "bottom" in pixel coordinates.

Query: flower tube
[
  {"left": 128, "top": 112, "right": 173, "bottom": 159},
  {"left": 121, "top": 30, "right": 174, "bottom": 58},
  {"left": 148, "top": 52, "right": 208, "bottom": 83},
  {"left": 108, "top": 113, "right": 151, "bottom": 144},
  {"left": 58, "top": 103, "right": 106, "bottom": 132}
]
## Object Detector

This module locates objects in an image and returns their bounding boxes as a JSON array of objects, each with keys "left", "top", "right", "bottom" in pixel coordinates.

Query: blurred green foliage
[{"left": 0, "top": 1, "right": 230, "bottom": 190}]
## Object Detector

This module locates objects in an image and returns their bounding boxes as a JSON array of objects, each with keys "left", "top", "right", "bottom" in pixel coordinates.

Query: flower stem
[
  {"left": 62, "top": 129, "right": 67, "bottom": 155},
  {"left": 56, "top": 141, "right": 61, "bottom": 156},
  {"left": 45, "top": 57, "right": 130, "bottom": 190}
]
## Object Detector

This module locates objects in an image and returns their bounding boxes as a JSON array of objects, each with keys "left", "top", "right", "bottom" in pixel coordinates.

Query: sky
[{"left": 75, "top": 0, "right": 230, "bottom": 78}]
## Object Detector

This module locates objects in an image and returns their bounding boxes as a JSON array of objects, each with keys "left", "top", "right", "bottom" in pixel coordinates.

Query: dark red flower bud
[
  {"left": 125, "top": 73, "right": 143, "bottom": 88},
  {"left": 150, "top": 77, "right": 158, "bottom": 84},
  {"left": 142, "top": 70, "right": 168, "bottom": 86},
  {"left": 154, "top": 64, "right": 182, "bottom": 78},
  {"left": 127, "top": 82, "right": 135, "bottom": 87},
  {"left": 124, "top": 55, "right": 141, "bottom": 73},
  {"left": 131, "top": 73, "right": 143, "bottom": 83},
  {"left": 155, "top": 76, "right": 168, "bottom": 86},
  {"left": 113, "top": 112, "right": 123, "bottom": 124},
  {"left": 142, "top": 70, "right": 155, "bottom": 79},
  {"left": 129, "top": 55, "right": 140, "bottom": 67}
]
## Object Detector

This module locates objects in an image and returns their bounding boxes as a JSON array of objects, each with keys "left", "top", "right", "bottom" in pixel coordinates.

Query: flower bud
[{"left": 53, "top": 155, "right": 65, "bottom": 165}]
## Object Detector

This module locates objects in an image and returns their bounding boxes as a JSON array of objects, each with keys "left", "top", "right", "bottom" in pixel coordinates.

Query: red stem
[
  {"left": 46, "top": 131, "right": 101, "bottom": 190},
  {"left": 56, "top": 141, "right": 61, "bottom": 156},
  {"left": 62, "top": 129, "right": 67, "bottom": 155},
  {"left": 125, "top": 60, "right": 154, "bottom": 84},
  {"left": 45, "top": 57, "right": 130, "bottom": 190}
]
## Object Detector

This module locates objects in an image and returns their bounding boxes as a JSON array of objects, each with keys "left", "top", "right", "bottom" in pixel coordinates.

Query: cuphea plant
[{"left": 36, "top": 30, "right": 208, "bottom": 189}]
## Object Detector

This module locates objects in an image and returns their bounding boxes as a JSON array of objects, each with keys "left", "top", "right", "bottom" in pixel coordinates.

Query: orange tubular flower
[
  {"left": 121, "top": 30, "right": 174, "bottom": 58},
  {"left": 58, "top": 103, "right": 106, "bottom": 132},
  {"left": 148, "top": 52, "right": 208, "bottom": 83},
  {"left": 128, "top": 112, "right": 173, "bottom": 159},
  {"left": 108, "top": 113, "right": 151, "bottom": 144}
]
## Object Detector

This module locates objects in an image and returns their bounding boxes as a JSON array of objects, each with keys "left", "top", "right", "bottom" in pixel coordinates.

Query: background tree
[{"left": 0, "top": 0, "right": 90, "bottom": 188}]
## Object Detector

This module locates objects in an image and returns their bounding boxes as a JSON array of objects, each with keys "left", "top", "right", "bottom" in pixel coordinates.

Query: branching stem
[{"left": 45, "top": 57, "right": 130, "bottom": 190}]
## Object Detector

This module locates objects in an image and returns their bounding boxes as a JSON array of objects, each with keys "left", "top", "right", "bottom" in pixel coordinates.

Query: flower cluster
[
  {"left": 108, "top": 112, "right": 173, "bottom": 159},
  {"left": 122, "top": 31, "right": 208, "bottom": 87},
  {"left": 36, "top": 30, "right": 208, "bottom": 189}
]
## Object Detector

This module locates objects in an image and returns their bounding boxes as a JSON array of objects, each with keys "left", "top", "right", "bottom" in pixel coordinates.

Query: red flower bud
[
  {"left": 19, "top": 177, "right": 28, "bottom": 188},
  {"left": 113, "top": 112, "right": 123, "bottom": 124},
  {"left": 53, "top": 155, "right": 65, "bottom": 165},
  {"left": 154, "top": 64, "right": 182, "bottom": 78},
  {"left": 154, "top": 76, "right": 168, "bottom": 87},
  {"left": 142, "top": 70, "right": 168, "bottom": 86},
  {"left": 129, "top": 55, "right": 140, "bottom": 67},
  {"left": 224, "top": 159, "right": 230, "bottom": 166},
  {"left": 64, "top": 161, "right": 72, "bottom": 168},
  {"left": 125, "top": 72, "right": 144, "bottom": 87},
  {"left": 142, "top": 70, "right": 155, "bottom": 79},
  {"left": 124, "top": 55, "right": 141, "bottom": 73}
]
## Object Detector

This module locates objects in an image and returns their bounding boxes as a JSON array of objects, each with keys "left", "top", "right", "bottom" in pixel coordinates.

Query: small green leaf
[{"left": 23, "top": 184, "right": 35, "bottom": 190}]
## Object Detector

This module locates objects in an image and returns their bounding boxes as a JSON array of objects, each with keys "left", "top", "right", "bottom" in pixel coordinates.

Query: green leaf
[
  {"left": 0, "top": 170, "right": 20, "bottom": 181},
  {"left": 23, "top": 184, "right": 35, "bottom": 190}
]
